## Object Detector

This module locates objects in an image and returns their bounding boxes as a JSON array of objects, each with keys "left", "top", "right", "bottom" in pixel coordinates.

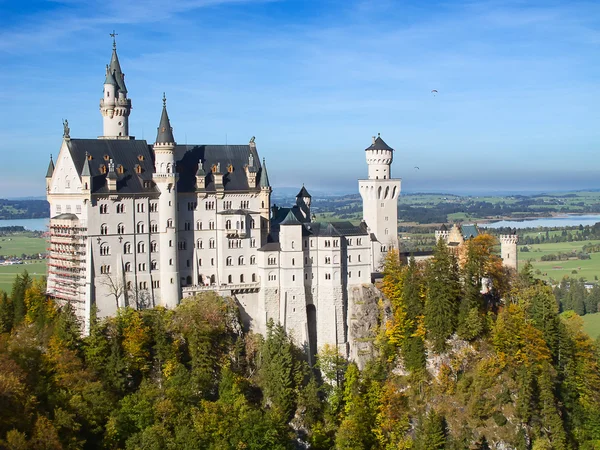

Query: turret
[
  {"left": 499, "top": 229, "right": 518, "bottom": 271},
  {"left": 152, "top": 93, "right": 180, "bottom": 308},
  {"left": 259, "top": 158, "right": 272, "bottom": 242},
  {"left": 365, "top": 133, "right": 394, "bottom": 180},
  {"left": 45, "top": 155, "right": 54, "bottom": 193},
  {"left": 196, "top": 159, "right": 206, "bottom": 190},
  {"left": 106, "top": 159, "right": 117, "bottom": 191},
  {"left": 296, "top": 185, "right": 312, "bottom": 221},
  {"left": 435, "top": 224, "right": 449, "bottom": 243},
  {"left": 99, "top": 34, "right": 131, "bottom": 139},
  {"left": 358, "top": 134, "right": 401, "bottom": 272},
  {"left": 81, "top": 153, "right": 92, "bottom": 193}
]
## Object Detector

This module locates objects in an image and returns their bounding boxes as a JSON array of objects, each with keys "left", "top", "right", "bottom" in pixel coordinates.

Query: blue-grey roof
[
  {"left": 175, "top": 144, "right": 265, "bottom": 193},
  {"left": 109, "top": 48, "right": 127, "bottom": 94},
  {"left": 258, "top": 242, "right": 281, "bottom": 252},
  {"left": 156, "top": 102, "right": 175, "bottom": 144},
  {"left": 66, "top": 139, "right": 156, "bottom": 194},
  {"left": 259, "top": 158, "right": 270, "bottom": 189},
  {"left": 81, "top": 156, "right": 91, "bottom": 177},
  {"left": 46, "top": 156, "right": 54, "bottom": 178},
  {"left": 280, "top": 209, "right": 302, "bottom": 225},
  {"left": 461, "top": 224, "right": 479, "bottom": 239},
  {"left": 365, "top": 135, "right": 393, "bottom": 151},
  {"left": 296, "top": 186, "right": 311, "bottom": 198},
  {"left": 104, "top": 67, "right": 117, "bottom": 86}
]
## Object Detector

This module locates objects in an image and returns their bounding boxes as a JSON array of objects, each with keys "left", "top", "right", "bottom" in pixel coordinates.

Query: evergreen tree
[
  {"left": 402, "top": 258, "right": 426, "bottom": 372},
  {"left": 10, "top": 271, "right": 31, "bottom": 327},
  {"left": 425, "top": 239, "right": 460, "bottom": 353},
  {"left": 585, "top": 285, "right": 600, "bottom": 314},
  {"left": 413, "top": 410, "right": 447, "bottom": 450},
  {"left": 0, "top": 291, "right": 13, "bottom": 333},
  {"left": 457, "top": 244, "right": 484, "bottom": 340}
]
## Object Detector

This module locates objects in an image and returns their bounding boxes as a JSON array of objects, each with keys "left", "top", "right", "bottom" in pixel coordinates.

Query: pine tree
[
  {"left": 413, "top": 410, "right": 447, "bottom": 450},
  {"left": 457, "top": 244, "right": 484, "bottom": 340},
  {"left": 425, "top": 239, "right": 460, "bottom": 353},
  {"left": 0, "top": 290, "right": 14, "bottom": 333},
  {"left": 10, "top": 271, "right": 31, "bottom": 327},
  {"left": 402, "top": 258, "right": 426, "bottom": 371}
]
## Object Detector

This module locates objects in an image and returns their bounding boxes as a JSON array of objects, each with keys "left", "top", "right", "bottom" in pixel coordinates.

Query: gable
[{"left": 50, "top": 140, "right": 83, "bottom": 194}]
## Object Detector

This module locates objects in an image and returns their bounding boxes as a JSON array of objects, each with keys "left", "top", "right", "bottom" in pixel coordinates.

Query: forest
[{"left": 0, "top": 235, "right": 599, "bottom": 449}]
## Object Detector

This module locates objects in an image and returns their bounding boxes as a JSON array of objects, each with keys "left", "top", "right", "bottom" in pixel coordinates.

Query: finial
[
  {"left": 110, "top": 30, "right": 118, "bottom": 49},
  {"left": 162, "top": 92, "right": 166, "bottom": 107},
  {"left": 50, "top": 154, "right": 53, "bottom": 162},
  {"left": 378, "top": 132, "right": 381, "bottom": 137}
]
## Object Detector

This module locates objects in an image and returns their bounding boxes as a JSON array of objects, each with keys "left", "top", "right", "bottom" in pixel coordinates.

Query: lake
[
  {"left": 483, "top": 214, "right": 600, "bottom": 229},
  {"left": 0, "top": 218, "right": 49, "bottom": 231}
]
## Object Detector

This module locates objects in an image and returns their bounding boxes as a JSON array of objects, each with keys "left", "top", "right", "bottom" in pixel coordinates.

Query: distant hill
[{"left": 0, "top": 199, "right": 49, "bottom": 220}]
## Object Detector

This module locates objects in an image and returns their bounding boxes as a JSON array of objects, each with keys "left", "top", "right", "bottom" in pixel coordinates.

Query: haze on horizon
[{"left": 1, "top": 0, "right": 599, "bottom": 197}]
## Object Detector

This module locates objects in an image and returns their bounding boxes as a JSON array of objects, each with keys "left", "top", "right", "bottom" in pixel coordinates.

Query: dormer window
[
  {"left": 117, "top": 165, "right": 124, "bottom": 174},
  {"left": 87, "top": 154, "right": 93, "bottom": 161},
  {"left": 212, "top": 164, "right": 218, "bottom": 173},
  {"left": 104, "top": 154, "right": 110, "bottom": 161},
  {"left": 138, "top": 155, "right": 144, "bottom": 161},
  {"left": 100, "top": 165, "right": 107, "bottom": 174},
  {"left": 135, "top": 165, "right": 142, "bottom": 174},
  {"left": 227, "top": 164, "right": 234, "bottom": 173}
]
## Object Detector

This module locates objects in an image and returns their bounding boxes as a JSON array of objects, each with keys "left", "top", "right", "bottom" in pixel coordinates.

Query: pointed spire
[
  {"left": 296, "top": 185, "right": 311, "bottom": 198},
  {"left": 108, "top": 31, "right": 127, "bottom": 94},
  {"left": 259, "top": 158, "right": 270, "bottom": 188},
  {"left": 81, "top": 153, "right": 91, "bottom": 177},
  {"left": 155, "top": 93, "right": 175, "bottom": 145},
  {"left": 46, "top": 155, "right": 54, "bottom": 178},
  {"left": 104, "top": 65, "right": 117, "bottom": 86}
]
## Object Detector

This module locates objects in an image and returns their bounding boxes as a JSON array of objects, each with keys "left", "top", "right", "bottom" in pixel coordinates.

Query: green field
[
  {"left": 0, "top": 233, "right": 47, "bottom": 257},
  {"left": 519, "top": 240, "right": 600, "bottom": 283},
  {"left": 582, "top": 312, "right": 600, "bottom": 340},
  {"left": 0, "top": 261, "right": 46, "bottom": 294}
]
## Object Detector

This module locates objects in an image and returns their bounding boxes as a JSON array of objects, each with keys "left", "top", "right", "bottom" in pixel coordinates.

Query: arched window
[
  {"left": 250, "top": 218, "right": 255, "bottom": 228},
  {"left": 124, "top": 242, "right": 131, "bottom": 254},
  {"left": 100, "top": 243, "right": 110, "bottom": 256},
  {"left": 150, "top": 222, "right": 158, "bottom": 233},
  {"left": 137, "top": 242, "right": 145, "bottom": 253},
  {"left": 225, "top": 220, "right": 232, "bottom": 230},
  {"left": 250, "top": 255, "right": 256, "bottom": 265},
  {"left": 252, "top": 273, "right": 256, "bottom": 282},
  {"left": 209, "top": 221, "right": 215, "bottom": 230},
  {"left": 197, "top": 239, "right": 203, "bottom": 249},
  {"left": 125, "top": 262, "right": 131, "bottom": 272},
  {"left": 238, "top": 256, "right": 244, "bottom": 265},
  {"left": 100, "top": 223, "right": 108, "bottom": 235},
  {"left": 151, "top": 241, "right": 157, "bottom": 252},
  {"left": 228, "top": 275, "right": 233, "bottom": 283},
  {"left": 151, "top": 260, "right": 157, "bottom": 270},
  {"left": 240, "top": 274, "right": 244, "bottom": 283},
  {"left": 197, "top": 221, "right": 202, "bottom": 230},
  {"left": 209, "top": 239, "right": 215, "bottom": 249},
  {"left": 137, "top": 222, "right": 144, "bottom": 233},
  {"left": 226, "top": 256, "right": 233, "bottom": 266},
  {"left": 117, "top": 223, "right": 125, "bottom": 234},
  {"left": 167, "top": 219, "right": 173, "bottom": 228}
]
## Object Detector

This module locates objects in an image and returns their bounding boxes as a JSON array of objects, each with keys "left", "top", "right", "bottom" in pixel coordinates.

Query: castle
[{"left": 44, "top": 39, "right": 401, "bottom": 357}]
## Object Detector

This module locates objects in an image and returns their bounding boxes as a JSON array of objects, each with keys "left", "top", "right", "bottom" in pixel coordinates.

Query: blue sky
[{"left": 1, "top": 0, "right": 600, "bottom": 196}]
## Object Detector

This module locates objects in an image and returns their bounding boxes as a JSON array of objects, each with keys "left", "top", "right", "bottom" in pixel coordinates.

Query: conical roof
[
  {"left": 259, "top": 158, "right": 270, "bottom": 188},
  {"left": 45, "top": 156, "right": 54, "bottom": 178},
  {"left": 196, "top": 160, "right": 206, "bottom": 176},
  {"left": 109, "top": 46, "right": 127, "bottom": 93},
  {"left": 104, "top": 66, "right": 117, "bottom": 86},
  {"left": 365, "top": 134, "right": 393, "bottom": 151},
  {"left": 81, "top": 155, "right": 91, "bottom": 177},
  {"left": 155, "top": 94, "right": 175, "bottom": 144},
  {"left": 296, "top": 185, "right": 311, "bottom": 198},
  {"left": 280, "top": 209, "right": 301, "bottom": 225}
]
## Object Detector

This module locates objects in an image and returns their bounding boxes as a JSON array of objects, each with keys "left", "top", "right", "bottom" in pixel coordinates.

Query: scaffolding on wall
[{"left": 46, "top": 216, "right": 87, "bottom": 303}]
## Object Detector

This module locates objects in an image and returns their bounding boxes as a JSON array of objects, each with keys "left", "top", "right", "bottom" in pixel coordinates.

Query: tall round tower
[
  {"left": 100, "top": 36, "right": 132, "bottom": 138},
  {"left": 152, "top": 94, "right": 180, "bottom": 307},
  {"left": 499, "top": 230, "right": 519, "bottom": 271},
  {"left": 358, "top": 134, "right": 401, "bottom": 271}
]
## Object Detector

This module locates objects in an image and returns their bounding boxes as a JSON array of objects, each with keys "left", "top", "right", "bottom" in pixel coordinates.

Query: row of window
[
  {"left": 55, "top": 205, "right": 82, "bottom": 215},
  {"left": 226, "top": 256, "right": 257, "bottom": 266},
  {"left": 99, "top": 203, "right": 157, "bottom": 214},
  {"left": 101, "top": 218, "right": 258, "bottom": 235}
]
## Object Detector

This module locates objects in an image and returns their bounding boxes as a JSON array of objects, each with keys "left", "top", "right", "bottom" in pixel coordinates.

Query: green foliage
[{"left": 425, "top": 239, "right": 460, "bottom": 353}]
